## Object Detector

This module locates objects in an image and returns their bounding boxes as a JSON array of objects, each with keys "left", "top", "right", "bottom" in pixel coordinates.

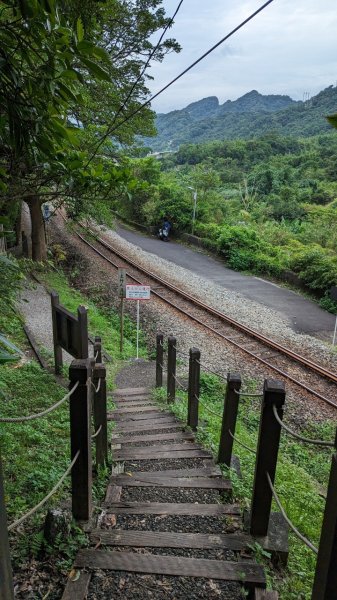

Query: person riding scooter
[{"left": 158, "top": 217, "right": 171, "bottom": 241}]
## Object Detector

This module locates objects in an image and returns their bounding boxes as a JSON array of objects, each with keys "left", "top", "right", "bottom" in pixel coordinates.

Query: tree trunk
[{"left": 27, "top": 196, "right": 47, "bottom": 261}]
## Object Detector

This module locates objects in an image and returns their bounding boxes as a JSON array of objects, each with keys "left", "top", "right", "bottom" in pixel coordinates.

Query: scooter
[{"left": 158, "top": 227, "right": 169, "bottom": 241}]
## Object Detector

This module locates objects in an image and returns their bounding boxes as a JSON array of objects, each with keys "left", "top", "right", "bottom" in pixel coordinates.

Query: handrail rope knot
[
  {"left": 7, "top": 450, "right": 80, "bottom": 532},
  {"left": 0, "top": 381, "right": 80, "bottom": 423},
  {"left": 228, "top": 429, "right": 256, "bottom": 454},
  {"left": 266, "top": 472, "right": 318, "bottom": 554},
  {"left": 272, "top": 404, "right": 334, "bottom": 447},
  {"left": 91, "top": 378, "right": 101, "bottom": 394}
]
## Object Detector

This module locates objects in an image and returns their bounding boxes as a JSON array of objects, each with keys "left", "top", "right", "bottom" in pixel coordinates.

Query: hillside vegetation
[
  {"left": 116, "top": 132, "right": 337, "bottom": 311},
  {"left": 143, "top": 85, "right": 337, "bottom": 151}
]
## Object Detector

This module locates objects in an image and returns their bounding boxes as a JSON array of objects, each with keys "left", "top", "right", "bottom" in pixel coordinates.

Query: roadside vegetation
[
  {"left": 113, "top": 133, "right": 337, "bottom": 312},
  {"left": 154, "top": 373, "right": 335, "bottom": 600},
  {"left": 0, "top": 255, "right": 145, "bottom": 595}
]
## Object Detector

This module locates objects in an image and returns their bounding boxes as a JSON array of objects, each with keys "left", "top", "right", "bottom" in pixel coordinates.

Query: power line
[
  {"left": 85, "top": 0, "right": 185, "bottom": 166},
  {"left": 87, "top": 0, "right": 276, "bottom": 164}
]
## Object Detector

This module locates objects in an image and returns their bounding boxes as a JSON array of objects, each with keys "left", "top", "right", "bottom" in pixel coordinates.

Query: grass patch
[{"left": 153, "top": 372, "right": 335, "bottom": 600}]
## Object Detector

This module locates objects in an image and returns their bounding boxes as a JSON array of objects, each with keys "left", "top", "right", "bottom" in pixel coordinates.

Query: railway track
[{"left": 65, "top": 219, "right": 337, "bottom": 409}]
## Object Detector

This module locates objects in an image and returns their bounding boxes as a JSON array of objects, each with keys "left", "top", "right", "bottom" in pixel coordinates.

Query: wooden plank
[
  {"left": 110, "top": 475, "right": 231, "bottom": 490},
  {"left": 122, "top": 466, "right": 222, "bottom": 478},
  {"left": 113, "top": 388, "right": 150, "bottom": 396},
  {"left": 111, "top": 411, "right": 167, "bottom": 422},
  {"left": 104, "top": 484, "right": 122, "bottom": 504},
  {"left": 61, "top": 572, "right": 91, "bottom": 600},
  {"left": 255, "top": 589, "right": 278, "bottom": 600},
  {"left": 113, "top": 419, "right": 181, "bottom": 431},
  {"left": 74, "top": 550, "right": 265, "bottom": 586},
  {"left": 114, "top": 442, "right": 200, "bottom": 456},
  {"left": 89, "top": 529, "right": 251, "bottom": 550},
  {"left": 112, "top": 432, "right": 195, "bottom": 444},
  {"left": 113, "top": 400, "right": 154, "bottom": 407},
  {"left": 103, "top": 501, "right": 241, "bottom": 516},
  {"left": 112, "top": 406, "right": 160, "bottom": 414},
  {"left": 113, "top": 450, "right": 212, "bottom": 461},
  {"left": 23, "top": 325, "right": 49, "bottom": 370}
]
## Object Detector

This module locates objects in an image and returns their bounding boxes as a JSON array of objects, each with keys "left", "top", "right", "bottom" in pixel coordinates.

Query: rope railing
[
  {"left": 172, "top": 373, "right": 188, "bottom": 391},
  {"left": 196, "top": 395, "right": 222, "bottom": 419},
  {"left": 0, "top": 381, "right": 80, "bottom": 423},
  {"left": 172, "top": 345, "right": 189, "bottom": 358},
  {"left": 228, "top": 429, "right": 256, "bottom": 454},
  {"left": 234, "top": 388, "right": 263, "bottom": 397},
  {"left": 272, "top": 405, "right": 335, "bottom": 448},
  {"left": 94, "top": 350, "right": 99, "bottom": 361},
  {"left": 7, "top": 451, "right": 80, "bottom": 532},
  {"left": 195, "top": 360, "right": 228, "bottom": 382},
  {"left": 91, "top": 424, "right": 102, "bottom": 440},
  {"left": 91, "top": 378, "right": 101, "bottom": 394},
  {"left": 266, "top": 472, "right": 318, "bottom": 554}
]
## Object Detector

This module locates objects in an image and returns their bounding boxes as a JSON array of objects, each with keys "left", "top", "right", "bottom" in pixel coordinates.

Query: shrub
[{"left": 291, "top": 248, "right": 337, "bottom": 294}]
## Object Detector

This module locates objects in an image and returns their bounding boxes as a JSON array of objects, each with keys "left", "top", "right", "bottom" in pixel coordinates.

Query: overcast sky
[{"left": 147, "top": 0, "right": 337, "bottom": 113}]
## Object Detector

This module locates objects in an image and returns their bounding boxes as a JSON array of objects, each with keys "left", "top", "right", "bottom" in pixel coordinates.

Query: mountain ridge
[{"left": 143, "top": 85, "right": 337, "bottom": 151}]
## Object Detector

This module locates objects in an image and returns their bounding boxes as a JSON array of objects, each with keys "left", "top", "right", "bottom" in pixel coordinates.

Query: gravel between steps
[{"left": 89, "top": 571, "right": 244, "bottom": 599}]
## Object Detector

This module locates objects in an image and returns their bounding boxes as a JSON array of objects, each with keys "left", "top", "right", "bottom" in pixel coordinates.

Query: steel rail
[
  {"left": 66, "top": 220, "right": 337, "bottom": 408},
  {"left": 94, "top": 232, "right": 337, "bottom": 383}
]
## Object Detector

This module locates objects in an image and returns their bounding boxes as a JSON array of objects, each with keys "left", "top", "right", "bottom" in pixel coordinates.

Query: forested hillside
[{"left": 143, "top": 85, "right": 337, "bottom": 151}]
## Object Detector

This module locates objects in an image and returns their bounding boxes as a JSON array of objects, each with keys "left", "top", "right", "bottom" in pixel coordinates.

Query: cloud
[{"left": 148, "top": 0, "right": 337, "bottom": 113}]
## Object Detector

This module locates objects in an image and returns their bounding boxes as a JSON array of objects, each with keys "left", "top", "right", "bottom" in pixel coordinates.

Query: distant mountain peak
[{"left": 143, "top": 85, "right": 337, "bottom": 151}]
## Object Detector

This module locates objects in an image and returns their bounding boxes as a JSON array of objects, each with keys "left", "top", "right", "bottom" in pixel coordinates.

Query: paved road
[{"left": 116, "top": 224, "right": 336, "bottom": 341}]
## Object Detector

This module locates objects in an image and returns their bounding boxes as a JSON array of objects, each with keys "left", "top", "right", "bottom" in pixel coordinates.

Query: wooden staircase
[{"left": 62, "top": 387, "right": 276, "bottom": 599}]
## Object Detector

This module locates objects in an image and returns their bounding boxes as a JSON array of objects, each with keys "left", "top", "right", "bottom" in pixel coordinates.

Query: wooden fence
[
  {"left": 0, "top": 327, "right": 108, "bottom": 599},
  {"left": 156, "top": 333, "right": 337, "bottom": 600}
]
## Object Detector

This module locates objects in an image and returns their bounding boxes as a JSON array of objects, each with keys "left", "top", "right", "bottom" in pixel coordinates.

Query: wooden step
[
  {"left": 89, "top": 529, "right": 251, "bottom": 550},
  {"left": 74, "top": 550, "right": 265, "bottom": 588},
  {"left": 112, "top": 405, "right": 160, "bottom": 414},
  {"left": 61, "top": 572, "right": 91, "bottom": 600},
  {"left": 255, "top": 589, "right": 279, "bottom": 599},
  {"left": 110, "top": 474, "right": 231, "bottom": 490},
  {"left": 113, "top": 400, "right": 154, "bottom": 407},
  {"left": 113, "top": 418, "right": 181, "bottom": 431},
  {"left": 112, "top": 387, "right": 150, "bottom": 397},
  {"left": 113, "top": 449, "right": 212, "bottom": 461},
  {"left": 103, "top": 501, "right": 240, "bottom": 515},
  {"left": 112, "top": 431, "right": 195, "bottom": 444},
  {"left": 122, "top": 466, "right": 222, "bottom": 478},
  {"left": 114, "top": 442, "right": 199, "bottom": 456},
  {"left": 111, "top": 411, "right": 167, "bottom": 422}
]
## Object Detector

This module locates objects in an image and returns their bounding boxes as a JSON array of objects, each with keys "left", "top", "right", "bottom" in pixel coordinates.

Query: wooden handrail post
[
  {"left": 187, "top": 347, "right": 200, "bottom": 431},
  {"left": 69, "top": 359, "right": 92, "bottom": 521},
  {"left": 0, "top": 450, "right": 14, "bottom": 600},
  {"left": 77, "top": 305, "right": 89, "bottom": 359},
  {"left": 51, "top": 291, "right": 62, "bottom": 375},
  {"left": 312, "top": 428, "right": 337, "bottom": 600},
  {"left": 167, "top": 336, "right": 176, "bottom": 403},
  {"left": 217, "top": 373, "right": 242, "bottom": 466},
  {"left": 93, "top": 363, "right": 108, "bottom": 468},
  {"left": 250, "top": 379, "right": 285, "bottom": 537},
  {"left": 94, "top": 336, "right": 102, "bottom": 363},
  {"left": 156, "top": 332, "right": 164, "bottom": 388}
]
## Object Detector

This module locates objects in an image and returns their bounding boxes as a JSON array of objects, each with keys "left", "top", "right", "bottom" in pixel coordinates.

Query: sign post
[
  {"left": 118, "top": 269, "right": 126, "bottom": 354},
  {"left": 125, "top": 285, "right": 151, "bottom": 360},
  {"left": 330, "top": 286, "right": 337, "bottom": 346}
]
